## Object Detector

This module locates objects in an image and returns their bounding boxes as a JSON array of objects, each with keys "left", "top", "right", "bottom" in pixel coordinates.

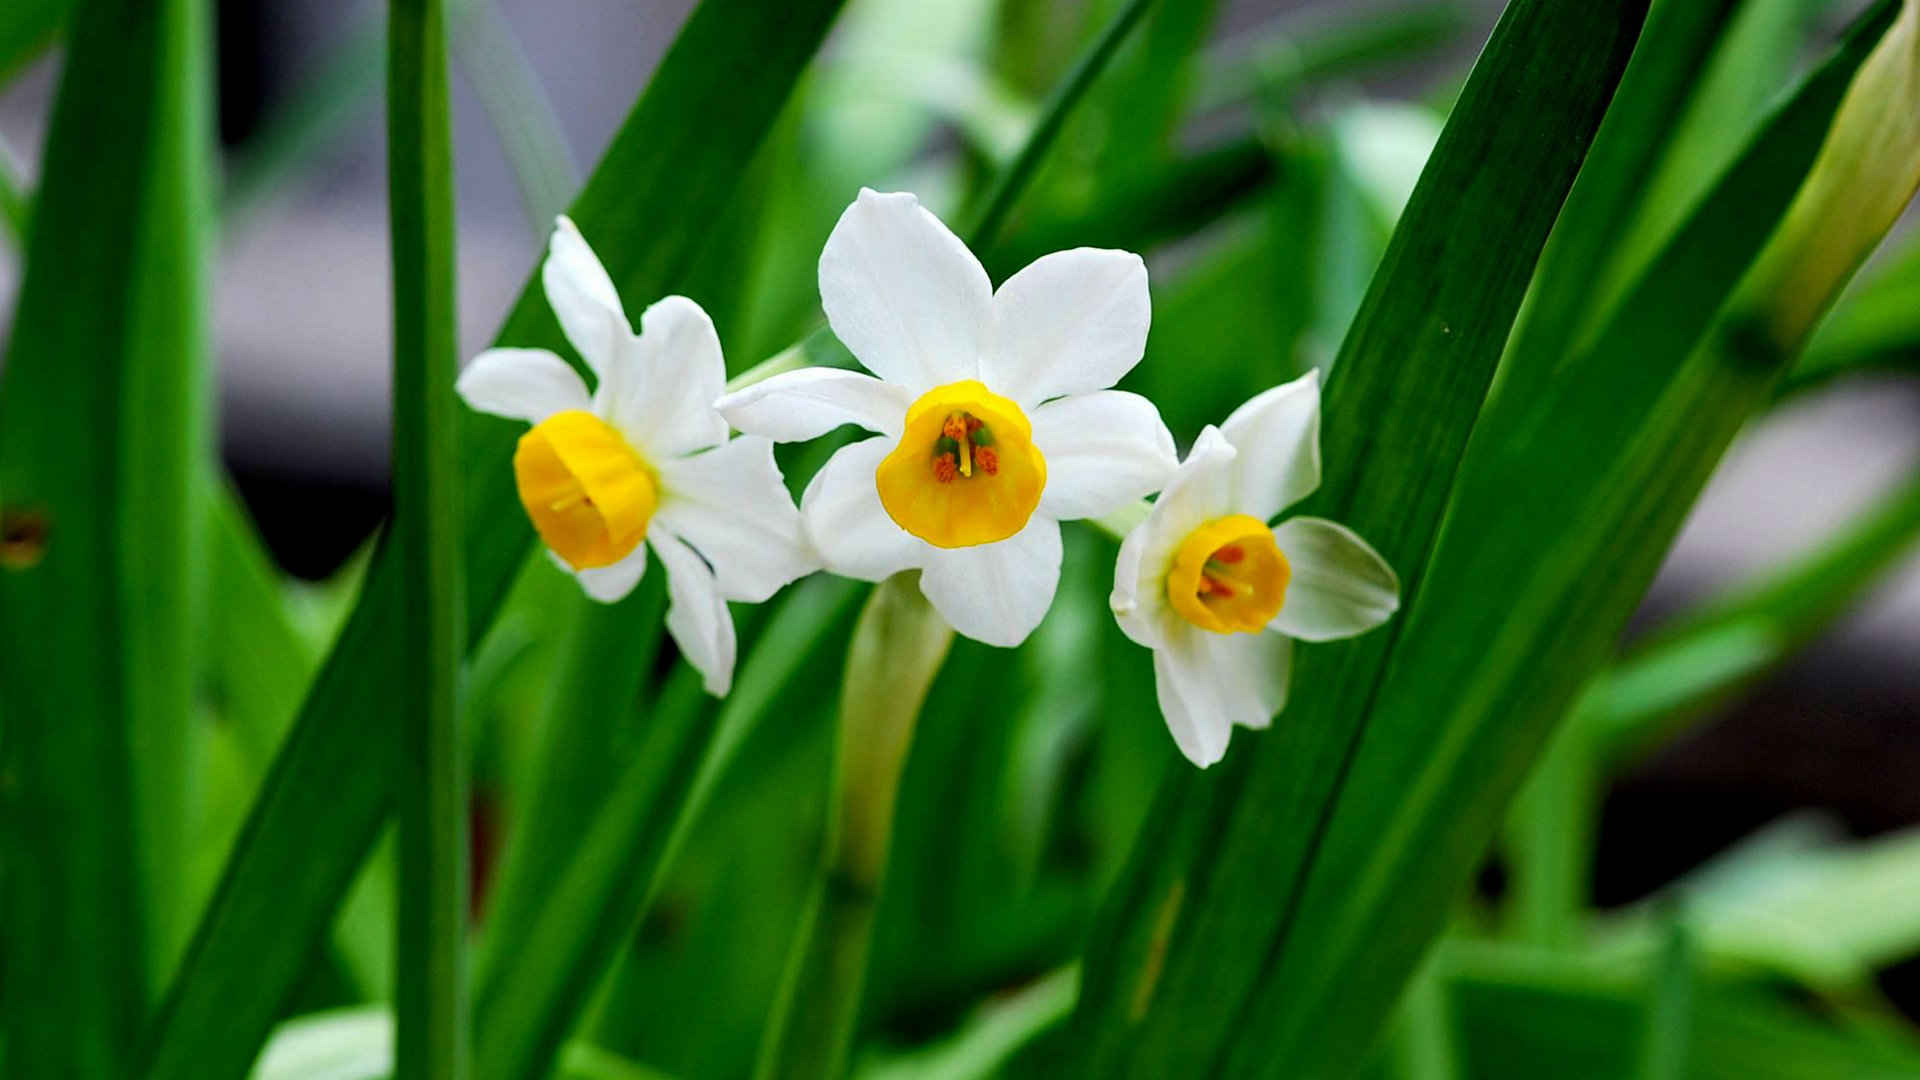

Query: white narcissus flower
[
  {"left": 1110, "top": 370, "right": 1400, "bottom": 767},
  {"left": 456, "top": 216, "right": 815, "bottom": 696},
  {"left": 716, "top": 188, "right": 1177, "bottom": 647}
]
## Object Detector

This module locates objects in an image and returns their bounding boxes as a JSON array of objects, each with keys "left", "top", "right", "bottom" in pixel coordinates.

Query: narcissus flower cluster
[{"left": 458, "top": 189, "right": 1400, "bottom": 766}]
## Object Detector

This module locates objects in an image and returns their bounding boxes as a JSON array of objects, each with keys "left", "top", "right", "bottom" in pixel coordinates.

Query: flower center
[
  {"left": 514, "top": 410, "right": 657, "bottom": 570},
  {"left": 1166, "top": 515, "right": 1290, "bottom": 633},
  {"left": 875, "top": 380, "right": 1046, "bottom": 548}
]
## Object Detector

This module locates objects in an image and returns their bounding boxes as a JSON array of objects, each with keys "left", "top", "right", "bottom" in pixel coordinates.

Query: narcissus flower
[
  {"left": 457, "top": 216, "right": 814, "bottom": 696},
  {"left": 717, "top": 188, "right": 1176, "bottom": 647},
  {"left": 1110, "top": 371, "right": 1399, "bottom": 767}
]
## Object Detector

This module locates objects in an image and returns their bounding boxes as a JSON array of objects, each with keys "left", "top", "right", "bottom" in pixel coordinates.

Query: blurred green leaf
[
  {"left": 387, "top": 0, "right": 468, "bottom": 1071},
  {"left": 0, "top": 0, "right": 64, "bottom": 84},
  {"left": 1441, "top": 939, "right": 1920, "bottom": 1079},
  {"left": 0, "top": 0, "right": 213, "bottom": 1074},
  {"left": 141, "top": 3, "right": 850, "bottom": 1077},
  {"left": 1195, "top": 2, "right": 1470, "bottom": 113},
  {"left": 857, "top": 967, "right": 1077, "bottom": 1080},
  {"left": 1640, "top": 921, "right": 1696, "bottom": 1080},
  {"left": 1068, "top": 0, "right": 1650, "bottom": 1072},
  {"left": 1789, "top": 233, "right": 1920, "bottom": 393},
  {"left": 448, "top": 0, "right": 578, "bottom": 234}
]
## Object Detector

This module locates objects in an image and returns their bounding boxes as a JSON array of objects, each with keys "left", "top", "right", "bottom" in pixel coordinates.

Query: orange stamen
[
  {"left": 932, "top": 453, "right": 958, "bottom": 483},
  {"left": 975, "top": 446, "right": 999, "bottom": 475},
  {"left": 942, "top": 415, "right": 968, "bottom": 441},
  {"left": 1214, "top": 545, "right": 1244, "bottom": 564}
]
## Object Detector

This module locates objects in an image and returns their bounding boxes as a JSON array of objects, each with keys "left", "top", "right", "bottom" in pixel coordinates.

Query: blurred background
[{"left": 3, "top": 0, "right": 1917, "bottom": 1072}]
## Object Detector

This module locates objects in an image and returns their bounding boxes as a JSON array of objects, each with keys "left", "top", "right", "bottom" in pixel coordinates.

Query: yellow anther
[
  {"left": 876, "top": 380, "right": 1046, "bottom": 548},
  {"left": 514, "top": 410, "right": 657, "bottom": 569},
  {"left": 1167, "top": 515, "right": 1289, "bottom": 633}
]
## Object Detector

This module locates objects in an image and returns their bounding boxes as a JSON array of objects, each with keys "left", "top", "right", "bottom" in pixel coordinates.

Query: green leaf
[
  {"left": 1789, "top": 236, "right": 1920, "bottom": 392},
  {"left": 1639, "top": 920, "right": 1695, "bottom": 1080},
  {"left": 387, "top": 0, "right": 468, "bottom": 1073},
  {"left": 1067, "top": 0, "right": 1650, "bottom": 1071},
  {"left": 0, "top": 0, "right": 65, "bottom": 84},
  {"left": 0, "top": 0, "right": 213, "bottom": 1073},
  {"left": 1198, "top": 5, "right": 1912, "bottom": 1077},
  {"left": 140, "top": 3, "right": 850, "bottom": 1077}
]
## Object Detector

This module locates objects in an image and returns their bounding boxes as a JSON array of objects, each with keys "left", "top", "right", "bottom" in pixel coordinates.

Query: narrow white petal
[
  {"left": 655, "top": 436, "right": 815, "bottom": 603},
  {"left": 455, "top": 348, "right": 591, "bottom": 423},
  {"left": 1221, "top": 370, "right": 1322, "bottom": 520},
  {"left": 1109, "top": 520, "right": 1163, "bottom": 650},
  {"left": 988, "top": 247, "right": 1150, "bottom": 406},
  {"left": 1195, "top": 630, "right": 1292, "bottom": 730},
  {"left": 543, "top": 215, "right": 630, "bottom": 375},
  {"left": 1031, "top": 390, "right": 1177, "bottom": 521},
  {"left": 1268, "top": 517, "right": 1400, "bottom": 642},
  {"left": 818, "top": 188, "right": 992, "bottom": 392},
  {"left": 1152, "top": 625, "right": 1234, "bottom": 768},
  {"left": 601, "top": 295, "right": 730, "bottom": 460},
  {"left": 800, "top": 437, "right": 929, "bottom": 581},
  {"left": 917, "top": 517, "right": 1062, "bottom": 648},
  {"left": 571, "top": 546, "right": 649, "bottom": 604},
  {"left": 650, "top": 527, "right": 738, "bottom": 697},
  {"left": 714, "top": 367, "right": 911, "bottom": 441}
]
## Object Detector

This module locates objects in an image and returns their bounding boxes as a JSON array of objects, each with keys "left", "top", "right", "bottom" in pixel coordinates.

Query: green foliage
[{"left": 0, "top": 0, "right": 212, "bottom": 1075}]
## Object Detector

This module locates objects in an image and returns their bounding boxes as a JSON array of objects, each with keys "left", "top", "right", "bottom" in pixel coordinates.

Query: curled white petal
[
  {"left": 1221, "top": 369, "right": 1322, "bottom": 521},
  {"left": 1110, "top": 520, "right": 1162, "bottom": 650},
  {"left": 566, "top": 546, "right": 649, "bottom": 604},
  {"left": 819, "top": 188, "right": 992, "bottom": 392},
  {"left": 1031, "top": 390, "right": 1176, "bottom": 521},
  {"left": 543, "top": 215, "right": 630, "bottom": 375},
  {"left": 456, "top": 348, "right": 591, "bottom": 423},
  {"left": 1268, "top": 516, "right": 1400, "bottom": 642},
  {"left": 650, "top": 526, "right": 738, "bottom": 697},
  {"left": 799, "top": 437, "right": 929, "bottom": 581},
  {"left": 917, "top": 517, "right": 1062, "bottom": 648},
  {"left": 989, "top": 247, "right": 1151, "bottom": 406},
  {"left": 600, "top": 295, "right": 729, "bottom": 460},
  {"left": 655, "top": 436, "right": 815, "bottom": 603},
  {"left": 715, "top": 367, "right": 912, "bottom": 442},
  {"left": 1152, "top": 625, "right": 1233, "bottom": 768},
  {"left": 1150, "top": 425, "right": 1239, "bottom": 543}
]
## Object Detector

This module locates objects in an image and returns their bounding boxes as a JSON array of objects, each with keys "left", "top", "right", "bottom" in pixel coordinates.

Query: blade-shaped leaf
[
  {"left": 0, "top": 0, "right": 212, "bottom": 1074},
  {"left": 1067, "top": 0, "right": 1650, "bottom": 1071},
  {"left": 140, "top": 2, "right": 849, "bottom": 1076}
]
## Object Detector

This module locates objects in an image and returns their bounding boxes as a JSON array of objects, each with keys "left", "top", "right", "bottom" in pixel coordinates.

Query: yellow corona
[
  {"left": 875, "top": 380, "right": 1047, "bottom": 548},
  {"left": 1166, "top": 514, "right": 1290, "bottom": 633},
  {"left": 513, "top": 410, "right": 658, "bottom": 569}
]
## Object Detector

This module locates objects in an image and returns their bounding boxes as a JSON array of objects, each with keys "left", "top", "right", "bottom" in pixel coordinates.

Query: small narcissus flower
[
  {"left": 1110, "top": 371, "right": 1399, "bottom": 767},
  {"left": 716, "top": 189, "right": 1177, "bottom": 647},
  {"left": 457, "top": 216, "right": 814, "bottom": 696}
]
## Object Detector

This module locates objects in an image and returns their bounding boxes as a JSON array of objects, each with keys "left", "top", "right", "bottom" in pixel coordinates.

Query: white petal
[
  {"left": 1197, "top": 630, "right": 1292, "bottom": 730},
  {"left": 917, "top": 517, "right": 1062, "bottom": 648},
  {"left": 1151, "top": 624, "right": 1291, "bottom": 767},
  {"left": 818, "top": 188, "right": 992, "bottom": 392},
  {"left": 570, "top": 545, "right": 649, "bottom": 604},
  {"left": 1220, "top": 370, "right": 1322, "bottom": 520},
  {"left": 543, "top": 215, "right": 630, "bottom": 375},
  {"left": 1269, "top": 517, "right": 1400, "bottom": 642},
  {"left": 650, "top": 526, "right": 738, "bottom": 697},
  {"left": 455, "top": 348, "right": 591, "bottom": 423},
  {"left": 600, "top": 295, "right": 730, "bottom": 460},
  {"left": 654, "top": 436, "right": 815, "bottom": 603},
  {"left": 1152, "top": 625, "right": 1234, "bottom": 768},
  {"left": 1151, "top": 425, "right": 1239, "bottom": 542},
  {"left": 988, "top": 247, "right": 1150, "bottom": 406},
  {"left": 1110, "top": 520, "right": 1163, "bottom": 650},
  {"left": 714, "top": 367, "right": 911, "bottom": 441},
  {"left": 799, "top": 437, "right": 930, "bottom": 581},
  {"left": 1031, "top": 390, "right": 1176, "bottom": 521}
]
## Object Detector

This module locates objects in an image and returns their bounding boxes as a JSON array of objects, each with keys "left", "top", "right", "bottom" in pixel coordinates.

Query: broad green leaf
[
  {"left": 387, "top": 0, "right": 468, "bottom": 1073},
  {"left": 0, "top": 0, "right": 213, "bottom": 1074},
  {"left": 1211, "top": 5, "right": 1913, "bottom": 1077},
  {"left": 140, "top": 3, "right": 849, "bottom": 1077},
  {"left": 1067, "top": 0, "right": 1650, "bottom": 1071}
]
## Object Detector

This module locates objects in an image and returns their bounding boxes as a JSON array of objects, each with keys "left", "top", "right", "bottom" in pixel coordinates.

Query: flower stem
[{"left": 753, "top": 575, "right": 953, "bottom": 1080}]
